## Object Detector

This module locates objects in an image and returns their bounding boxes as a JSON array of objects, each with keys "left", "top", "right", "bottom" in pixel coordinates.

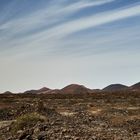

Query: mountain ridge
[{"left": 1, "top": 82, "right": 140, "bottom": 94}]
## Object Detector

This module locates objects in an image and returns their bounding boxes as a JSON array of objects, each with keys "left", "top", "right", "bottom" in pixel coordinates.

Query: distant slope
[
  {"left": 2, "top": 91, "right": 13, "bottom": 95},
  {"left": 40, "top": 89, "right": 60, "bottom": 94},
  {"left": 24, "top": 87, "right": 50, "bottom": 94},
  {"left": 60, "top": 84, "right": 92, "bottom": 94},
  {"left": 130, "top": 82, "right": 140, "bottom": 90},
  {"left": 103, "top": 84, "right": 128, "bottom": 91}
]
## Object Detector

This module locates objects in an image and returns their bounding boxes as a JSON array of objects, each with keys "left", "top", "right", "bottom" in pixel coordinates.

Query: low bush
[{"left": 12, "top": 112, "right": 45, "bottom": 133}]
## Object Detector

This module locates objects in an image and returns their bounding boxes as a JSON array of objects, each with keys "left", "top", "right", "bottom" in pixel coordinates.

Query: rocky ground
[{"left": 0, "top": 91, "right": 140, "bottom": 140}]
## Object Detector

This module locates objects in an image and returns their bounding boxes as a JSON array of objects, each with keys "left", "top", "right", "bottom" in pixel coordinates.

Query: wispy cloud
[
  {"left": 0, "top": 0, "right": 140, "bottom": 56},
  {"left": 0, "top": 0, "right": 117, "bottom": 55},
  {"left": 58, "top": 0, "right": 115, "bottom": 14},
  {"left": 0, "top": 0, "right": 114, "bottom": 33},
  {"left": 37, "top": 4, "right": 140, "bottom": 40}
]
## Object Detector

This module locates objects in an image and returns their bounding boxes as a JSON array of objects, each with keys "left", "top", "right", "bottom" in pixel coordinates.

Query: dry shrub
[{"left": 12, "top": 112, "right": 45, "bottom": 133}]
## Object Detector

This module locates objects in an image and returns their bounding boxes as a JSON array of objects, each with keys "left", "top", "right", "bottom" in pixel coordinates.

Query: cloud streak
[
  {"left": 9, "top": 3, "right": 140, "bottom": 55},
  {"left": 0, "top": 0, "right": 117, "bottom": 55},
  {"left": 37, "top": 4, "right": 140, "bottom": 40},
  {"left": 1, "top": 2, "right": 140, "bottom": 49},
  {"left": 0, "top": 0, "right": 114, "bottom": 34}
]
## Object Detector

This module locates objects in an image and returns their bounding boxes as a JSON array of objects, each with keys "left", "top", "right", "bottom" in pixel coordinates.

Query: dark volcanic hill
[
  {"left": 24, "top": 87, "right": 50, "bottom": 94},
  {"left": 40, "top": 89, "right": 60, "bottom": 94},
  {"left": 38, "top": 87, "right": 50, "bottom": 93},
  {"left": 2, "top": 91, "right": 13, "bottom": 95},
  {"left": 103, "top": 84, "right": 128, "bottom": 91},
  {"left": 60, "top": 84, "right": 92, "bottom": 94},
  {"left": 130, "top": 82, "right": 140, "bottom": 90}
]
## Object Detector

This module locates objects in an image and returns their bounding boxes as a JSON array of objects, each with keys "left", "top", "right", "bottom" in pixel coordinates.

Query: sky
[{"left": 0, "top": 0, "right": 140, "bottom": 92}]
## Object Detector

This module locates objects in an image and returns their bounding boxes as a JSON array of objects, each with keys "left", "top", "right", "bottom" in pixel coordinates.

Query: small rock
[{"left": 37, "top": 131, "right": 47, "bottom": 140}]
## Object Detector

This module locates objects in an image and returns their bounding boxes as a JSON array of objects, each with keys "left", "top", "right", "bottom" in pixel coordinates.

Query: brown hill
[
  {"left": 60, "top": 84, "right": 92, "bottom": 94},
  {"left": 40, "top": 89, "right": 60, "bottom": 94},
  {"left": 2, "top": 91, "right": 13, "bottom": 95},
  {"left": 130, "top": 82, "right": 140, "bottom": 90},
  {"left": 103, "top": 84, "right": 128, "bottom": 91},
  {"left": 24, "top": 87, "right": 50, "bottom": 94}
]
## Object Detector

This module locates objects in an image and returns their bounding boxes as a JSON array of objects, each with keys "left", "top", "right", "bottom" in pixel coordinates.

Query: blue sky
[{"left": 0, "top": 0, "right": 140, "bottom": 92}]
